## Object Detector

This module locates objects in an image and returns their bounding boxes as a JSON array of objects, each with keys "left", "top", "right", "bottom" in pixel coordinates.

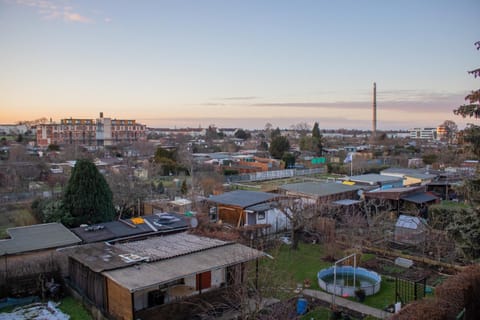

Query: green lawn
[
  {"left": 264, "top": 243, "right": 398, "bottom": 313},
  {"left": 301, "top": 307, "right": 331, "bottom": 320},
  {"left": 265, "top": 242, "right": 333, "bottom": 291},
  {"left": 361, "top": 276, "right": 396, "bottom": 310},
  {"left": 58, "top": 296, "right": 93, "bottom": 320}
]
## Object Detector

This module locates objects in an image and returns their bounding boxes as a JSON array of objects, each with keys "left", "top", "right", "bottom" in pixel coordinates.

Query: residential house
[{"left": 62, "top": 232, "right": 264, "bottom": 320}]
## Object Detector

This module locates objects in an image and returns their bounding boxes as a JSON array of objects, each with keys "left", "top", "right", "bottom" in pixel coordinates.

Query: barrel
[{"left": 296, "top": 298, "right": 307, "bottom": 315}]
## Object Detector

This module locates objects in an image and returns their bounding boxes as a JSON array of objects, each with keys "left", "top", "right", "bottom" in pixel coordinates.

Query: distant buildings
[
  {"left": 409, "top": 127, "right": 437, "bottom": 140},
  {"left": 35, "top": 112, "right": 146, "bottom": 148}
]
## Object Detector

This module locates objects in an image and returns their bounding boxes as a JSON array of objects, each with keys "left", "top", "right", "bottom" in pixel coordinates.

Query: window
[{"left": 257, "top": 211, "right": 266, "bottom": 220}]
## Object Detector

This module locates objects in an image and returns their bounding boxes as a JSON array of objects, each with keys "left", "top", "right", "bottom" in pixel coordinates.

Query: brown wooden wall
[
  {"left": 0, "top": 250, "right": 67, "bottom": 297},
  {"left": 106, "top": 277, "right": 132, "bottom": 320},
  {"left": 218, "top": 205, "right": 244, "bottom": 226},
  {"left": 68, "top": 258, "right": 106, "bottom": 311}
]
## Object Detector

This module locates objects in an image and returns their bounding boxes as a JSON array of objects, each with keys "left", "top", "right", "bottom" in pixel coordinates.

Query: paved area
[{"left": 303, "top": 289, "right": 392, "bottom": 319}]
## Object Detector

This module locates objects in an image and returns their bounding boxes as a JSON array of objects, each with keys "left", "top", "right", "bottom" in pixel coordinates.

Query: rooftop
[
  {"left": 0, "top": 223, "right": 81, "bottom": 255},
  {"left": 207, "top": 190, "right": 280, "bottom": 208},
  {"left": 395, "top": 215, "right": 426, "bottom": 230},
  {"left": 103, "top": 242, "right": 264, "bottom": 292},
  {"left": 71, "top": 213, "right": 189, "bottom": 243},
  {"left": 341, "top": 173, "right": 403, "bottom": 185},
  {"left": 279, "top": 182, "right": 362, "bottom": 198},
  {"left": 62, "top": 232, "right": 231, "bottom": 273}
]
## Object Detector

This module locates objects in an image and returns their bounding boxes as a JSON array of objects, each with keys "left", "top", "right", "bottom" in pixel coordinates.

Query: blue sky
[{"left": 0, "top": 0, "right": 479, "bottom": 130}]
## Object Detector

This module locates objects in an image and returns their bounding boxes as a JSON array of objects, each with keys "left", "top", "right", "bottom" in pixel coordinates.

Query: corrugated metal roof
[
  {"left": 62, "top": 233, "right": 232, "bottom": 272},
  {"left": 0, "top": 223, "right": 81, "bottom": 255},
  {"left": 103, "top": 243, "right": 264, "bottom": 292},
  {"left": 401, "top": 192, "right": 439, "bottom": 204},
  {"left": 115, "top": 233, "right": 228, "bottom": 261},
  {"left": 279, "top": 182, "right": 362, "bottom": 197},
  {"left": 207, "top": 190, "right": 279, "bottom": 208}
]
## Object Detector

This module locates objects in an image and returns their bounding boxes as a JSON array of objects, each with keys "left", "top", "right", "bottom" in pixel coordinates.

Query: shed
[
  {"left": 0, "top": 223, "right": 81, "bottom": 295},
  {"left": 278, "top": 181, "right": 363, "bottom": 205},
  {"left": 394, "top": 215, "right": 427, "bottom": 246},
  {"left": 62, "top": 232, "right": 265, "bottom": 320},
  {"left": 207, "top": 190, "right": 287, "bottom": 232}
]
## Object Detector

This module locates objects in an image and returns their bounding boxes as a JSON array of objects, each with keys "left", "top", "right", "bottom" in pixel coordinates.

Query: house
[
  {"left": 0, "top": 223, "right": 81, "bottom": 296},
  {"left": 380, "top": 168, "right": 437, "bottom": 187},
  {"left": 206, "top": 190, "right": 288, "bottom": 233},
  {"left": 339, "top": 173, "right": 403, "bottom": 189},
  {"left": 394, "top": 215, "right": 427, "bottom": 246},
  {"left": 278, "top": 181, "right": 363, "bottom": 205},
  {"left": 62, "top": 232, "right": 264, "bottom": 320}
]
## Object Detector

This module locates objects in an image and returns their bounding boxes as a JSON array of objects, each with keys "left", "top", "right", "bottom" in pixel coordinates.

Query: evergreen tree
[
  {"left": 181, "top": 179, "right": 188, "bottom": 195},
  {"left": 310, "top": 122, "right": 324, "bottom": 156},
  {"left": 63, "top": 159, "right": 115, "bottom": 226},
  {"left": 282, "top": 152, "right": 296, "bottom": 168},
  {"left": 269, "top": 136, "right": 290, "bottom": 159}
]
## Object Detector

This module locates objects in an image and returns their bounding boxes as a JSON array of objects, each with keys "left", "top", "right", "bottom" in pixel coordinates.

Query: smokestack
[{"left": 372, "top": 82, "right": 377, "bottom": 139}]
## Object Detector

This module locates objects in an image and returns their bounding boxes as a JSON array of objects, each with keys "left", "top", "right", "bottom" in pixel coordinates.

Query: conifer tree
[{"left": 63, "top": 159, "right": 115, "bottom": 226}]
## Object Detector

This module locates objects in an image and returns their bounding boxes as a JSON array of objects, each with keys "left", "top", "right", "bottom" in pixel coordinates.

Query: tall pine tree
[
  {"left": 63, "top": 159, "right": 115, "bottom": 226},
  {"left": 312, "top": 122, "right": 323, "bottom": 156}
]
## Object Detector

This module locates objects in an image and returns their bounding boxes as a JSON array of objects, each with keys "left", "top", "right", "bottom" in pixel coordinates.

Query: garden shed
[{"left": 394, "top": 215, "right": 427, "bottom": 246}]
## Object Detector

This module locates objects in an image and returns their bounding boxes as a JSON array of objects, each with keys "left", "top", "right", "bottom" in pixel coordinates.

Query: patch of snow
[{"left": 0, "top": 301, "right": 70, "bottom": 320}]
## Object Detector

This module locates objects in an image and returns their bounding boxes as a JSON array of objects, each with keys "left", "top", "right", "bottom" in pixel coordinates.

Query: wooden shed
[{"left": 62, "top": 232, "right": 264, "bottom": 320}]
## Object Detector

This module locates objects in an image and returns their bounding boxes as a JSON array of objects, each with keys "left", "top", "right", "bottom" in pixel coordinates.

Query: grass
[
  {"left": 0, "top": 204, "right": 38, "bottom": 238},
  {"left": 57, "top": 296, "right": 93, "bottom": 320},
  {"left": 264, "top": 243, "right": 399, "bottom": 316},
  {"left": 361, "top": 276, "right": 396, "bottom": 310},
  {"left": 267, "top": 242, "right": 333, "bottom": 291},
  {"left": 301, "top": 307, "right": 331, "bottom": 320}
]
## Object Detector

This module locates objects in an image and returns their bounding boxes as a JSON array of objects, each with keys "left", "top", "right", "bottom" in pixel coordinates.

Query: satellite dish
[{"left": 189, "top": 217, "right": 198, "bottom": 228}]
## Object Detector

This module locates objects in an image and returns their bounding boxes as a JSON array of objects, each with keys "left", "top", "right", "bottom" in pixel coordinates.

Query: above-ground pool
[{"left": 317, "top": 266, "right": 381, "bottom": 297}]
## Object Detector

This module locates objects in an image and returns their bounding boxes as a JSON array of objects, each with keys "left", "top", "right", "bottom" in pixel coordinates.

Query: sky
[{"left": 0, "top": 0, "right": 479, "bottom": 130}]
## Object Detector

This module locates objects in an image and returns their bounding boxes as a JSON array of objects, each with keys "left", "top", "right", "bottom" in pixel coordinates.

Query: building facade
[
  {"left": 36, "top": 112, "right": 146, "bottom": 148},
  {"left": 409, "top": 127, "right": 437, "bottom": 140}
]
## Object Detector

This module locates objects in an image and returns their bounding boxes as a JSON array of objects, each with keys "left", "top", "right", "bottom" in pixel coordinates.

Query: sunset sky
[{"left": 1, "top": 0, "right": 479, "bottom": 130}]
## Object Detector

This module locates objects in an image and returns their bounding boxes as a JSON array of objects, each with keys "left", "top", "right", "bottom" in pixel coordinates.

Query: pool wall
[{"left": 317, "top": 266, "right": 381, "bottom": 297}]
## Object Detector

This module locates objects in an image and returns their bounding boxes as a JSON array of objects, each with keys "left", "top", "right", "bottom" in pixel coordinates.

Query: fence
[{"left": 226, "top": 168, "right": 325, "bottom": 183}]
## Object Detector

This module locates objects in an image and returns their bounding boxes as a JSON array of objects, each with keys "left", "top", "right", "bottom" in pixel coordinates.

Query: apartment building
[
  {"left": 409, "top": 127, "right": 437, "bottom": 140},
  {"left": 36, "top": 112, "right": 146, "bottom": 148}
]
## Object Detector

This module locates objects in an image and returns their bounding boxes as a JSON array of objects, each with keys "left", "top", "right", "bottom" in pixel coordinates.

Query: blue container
[{"left": 296, "top": 298, "right": 307, "bottom": 315}]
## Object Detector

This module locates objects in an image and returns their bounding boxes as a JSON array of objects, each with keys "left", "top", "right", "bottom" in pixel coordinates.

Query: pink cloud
[{"left": 12, "top": 0, "right": 93, "bottom": 23}]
